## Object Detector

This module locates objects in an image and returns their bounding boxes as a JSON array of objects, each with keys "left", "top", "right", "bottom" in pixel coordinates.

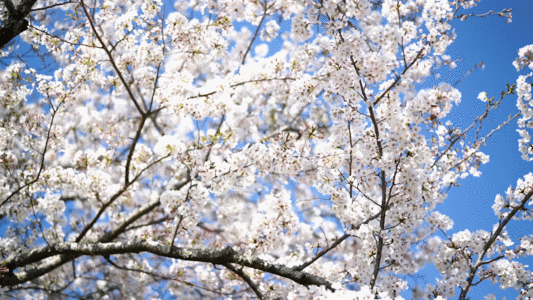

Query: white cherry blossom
[{"left": 0, "top": 0, "right": 529, "bottom": 299}]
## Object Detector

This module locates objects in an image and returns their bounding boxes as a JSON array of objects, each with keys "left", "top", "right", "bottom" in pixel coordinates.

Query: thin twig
[
  {"left": 224, "top": 263, "right": 264, "bottom": 300},
  {"left": 241, "top": 0, "right": 268, "bottom": 65}
]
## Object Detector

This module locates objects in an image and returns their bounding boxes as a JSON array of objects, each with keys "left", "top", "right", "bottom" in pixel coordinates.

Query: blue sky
[
  {"left": 439, "top": 0, "right": 532, "bottom": 231},
  {"left": 425, "top": 0, "right": 533, "bottom": 298}
]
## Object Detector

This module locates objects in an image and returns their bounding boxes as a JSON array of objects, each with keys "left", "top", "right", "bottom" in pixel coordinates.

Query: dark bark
[
  {"left": 0, "top": 0, "right": 38, "bottom": 49},
  {"left": 0, "top": 240, "right": 334, "bottom": 291},
  {"left": 0, "top": 265, "right": 17, "bottom": 285}
]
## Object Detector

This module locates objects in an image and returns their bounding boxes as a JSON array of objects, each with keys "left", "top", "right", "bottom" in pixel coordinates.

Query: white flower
[
  {"left": 154, "top": 135, "right": 185, "bottom": 156},
  {"left": 513, "top": 45, "right": 533, "bottom": 71},
  {"left": 160, "top": 190, "right": 183, "bottom": 207},
  {"left": 493, "top": 194, "right": 505, "bottom": 215},
  {"left": 478, "top": 91, "right": 488, "bottom": 102},
  {"left": 291, "top": 15, "right": 313, "bottom": 42},
  {"left": 261, "top": 20, "right": 280, "bottom": 41},
  {"left": 255, "top": 44, "right": 269, "bottom": 57}
]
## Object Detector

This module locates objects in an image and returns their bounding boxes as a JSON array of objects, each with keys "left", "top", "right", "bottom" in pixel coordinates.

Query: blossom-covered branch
[{"left": 1, "top": 240, "right": 334, "bottom": 290}]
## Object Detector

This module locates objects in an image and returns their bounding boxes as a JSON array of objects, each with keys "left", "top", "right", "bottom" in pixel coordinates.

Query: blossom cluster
[{"left": 0, "top": 0, "right": 530, "bottom": 299}]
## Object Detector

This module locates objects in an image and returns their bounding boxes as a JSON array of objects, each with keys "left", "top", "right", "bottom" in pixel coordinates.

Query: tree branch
[
  {"left": 2, "top": 241, "right": 334, "bottom": 291},
  {"left": 295, "top": 210, "right": 381, "bottom": 272},
  {"left": 224, "top": 263, "right": 264, "bottom": 300},
  {"left": 459, "top": 189, "right": 533, "bottom": 300},
  {"left": 0, "top": 0, "right": 38, "bottom": 49}
]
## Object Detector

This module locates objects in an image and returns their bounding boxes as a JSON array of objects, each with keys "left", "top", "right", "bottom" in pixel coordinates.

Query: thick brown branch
[
  {"left": 0, "top": 18, "right": 29, "bottom": 49},
  {"left": 0, "top": 0, "right": 38, "bottom": 48},
  {"left": 2, "top": 241, "right": 334, "bottom": 291}
]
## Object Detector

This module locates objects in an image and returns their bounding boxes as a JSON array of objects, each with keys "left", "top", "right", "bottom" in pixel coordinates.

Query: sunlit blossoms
[{"left": 0, "top": 0, "right": 530, "bottom": 299}]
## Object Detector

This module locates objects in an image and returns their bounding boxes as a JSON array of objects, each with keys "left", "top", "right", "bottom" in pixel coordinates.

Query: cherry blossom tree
[{"left": 0, "top": 0, "right": 530, "bottom": 299}]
